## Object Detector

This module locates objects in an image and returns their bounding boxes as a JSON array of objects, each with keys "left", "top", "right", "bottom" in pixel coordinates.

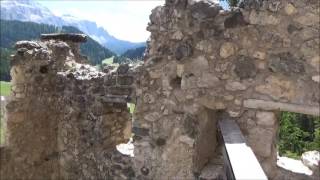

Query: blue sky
[
  {"left": 37, "top": 0, "right": 165, "bottom": 42},
  {"left": 37, "top": 0, "right": 226, "bottom": 42}
]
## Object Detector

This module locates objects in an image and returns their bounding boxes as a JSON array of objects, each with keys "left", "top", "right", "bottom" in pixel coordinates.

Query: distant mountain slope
[
  {"left": 61, "top": 14, "right": 146, "bottom": 54},
  {"left": 121, "top": 46, "right": 146, "bottom": 60},
  {"left": 0, "top": 0, "right": 145, "bottom": 54},
  {"left": 0, "top": 19, "right": 115, "bottom": 65}
]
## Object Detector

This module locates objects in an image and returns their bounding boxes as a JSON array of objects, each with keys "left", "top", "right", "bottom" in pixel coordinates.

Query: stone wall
[
  {"left": 1, "top": 0, "right": 319, "bottom": 179},
  {"left": 0, "top": 36, "right": 136, "bottom": 179},
  {"left": 133, "top": 0, "right": 319, "bottom": 179}
]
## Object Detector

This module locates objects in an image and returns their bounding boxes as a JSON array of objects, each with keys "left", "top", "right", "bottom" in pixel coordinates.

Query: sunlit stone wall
[
  {"left": 133, "top": 0, "right": 319, "bottom": 179},
  {"left": 1, "top": 35, "right": 136, "bottom": 180}
]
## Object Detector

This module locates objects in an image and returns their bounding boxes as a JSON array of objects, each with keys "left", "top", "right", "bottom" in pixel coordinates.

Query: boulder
[{"left": 301, "top": 151, "right": 320, "bottom": 172}]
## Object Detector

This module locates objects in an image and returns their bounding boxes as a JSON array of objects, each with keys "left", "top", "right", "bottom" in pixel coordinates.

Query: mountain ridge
[
  {"left": 0, "top": 0, "right": 145, "bottom": 54},
  {"left": 0, "top": 19, "right": 115, "bottom": 65}
]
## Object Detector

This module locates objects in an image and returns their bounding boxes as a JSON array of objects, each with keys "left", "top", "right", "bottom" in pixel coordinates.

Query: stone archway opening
[{"left": 116, "top": 103, "right": 136, "bottom": 157}]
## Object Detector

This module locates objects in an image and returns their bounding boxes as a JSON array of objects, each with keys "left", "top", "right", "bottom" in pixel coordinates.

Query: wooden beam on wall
[{"left": 244, "top": 99, "right": 320, "bottom": 116}]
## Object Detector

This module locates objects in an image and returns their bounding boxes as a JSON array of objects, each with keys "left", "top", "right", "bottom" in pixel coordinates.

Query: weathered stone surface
[
  {"left": 268, "top": 52, "right": 305, "bottom": 75},
  {"left": 181, "top": 73, "right": 197, "bottom": 89},
  {"left": 287, "top": 24, "right": 302, "bottom": 34},
  {"left": 199, "top": 163, "right": 225, "bottom": 180},
  {"left": 175, "top": 42, "right": 193, "bottom": 60},
  {"left": 244, "top": 99, "right": 320, "bottom": 116},
  {"left": 220, "top": 42, "right": 236, "bottom": 58},
  {"left": 189, "top": 1, "right": 220, "bottom": 20},
  {"left": 117, "top": 64, "right": 130, "bottom": 74},
  {"left": 256, "top": 111, "right": 276, "bottom": 127},
  {"left": 225, "top": 81, "right": 247, "bottom": 91},
  {"left": 5, "top": 1, "right": 320, "bottom": 180},
  {"left": 253, "top": 51, "right": 266, "bottom": 60},
  {"left": 234, "top": 56, "right": 257, "bottom": 79},
  {"left": 176, "top": 64, "right": 184, "bottom": 77},
  {"left": 3, "top": 37, "right": 135, "bottom": 180},
  {"left": 15, "top": 41, "right": 42, "bottom": 50},
  {"left": 255, "top": 76, "right": 295, "bottom": 100},
  {"left": 132, "top": 127, "right": 149, "bottom": 136},
  {"left": 136, "top": 1, "right": 320, "bottom": 179},
  {"left": 284, "top": 3, "right": 296, "bottom": 15},
  {"left": 198, "top": 97, "right": 225, "bottom": 110},
  {"left": 224, "top": 11, "right": 248, "bottom": 28},
  {"left": 118, "top": 75, "right": 134, "bottom": 85},
  {"left": 295, "top": 13, "right": 320, "bottom": 26},
  {"left": 143, "top": 93, "right": 155, "bottom": 104},
  {"left": 300, "top": 28, "right": 318, "bottom": 40},
  {"left": 183, "top": 114, "right": 198, "bottom": 138},
  {"left": 312, "top": 75, "right": 320, "bottom": 83},
  {"left": 197, "top": 73, "right": 220, "bottom": 88},
  {"left": 41, "top": 33, "right": 87, "bottom": 43},
  {"left": 178, "top": 135, "right": 194, "bottom": 147},
  {"left": 247, "top": 127, "right": 274, "bottom": 158},
  {"left": 301, "top": 39, "right": 319, "bottom": 58},
  {"left": 171, "top": 31, "right": 184, "bottom": 40},
  {"left": 308, "top": 56, "right": 320, "bottom": 71},
  {"left": 144, "top": 112, "right": 161, "bottom": 122},
  {"left": 249, "top": 10, "right": 280, "bottom": 25},
  {"left": 196, "top": 40, "right": 213, "bottom": 53},
  {"left": 189, "top": 56, "right": 209, "bottom": 75},
  {"left": 268, "top": 1, "right": 281, "bottom": 12}
]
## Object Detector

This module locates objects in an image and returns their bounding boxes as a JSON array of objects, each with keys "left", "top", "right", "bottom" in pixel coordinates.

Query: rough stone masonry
[
  {"left": 133, "top": 0, "right": 319, "bottom": 179},
  {"left": 1, "top": 0, "right": 320, "bottom": 180},
  {"left": 1, "top": 34, "right": 137, "bottom": 179}
]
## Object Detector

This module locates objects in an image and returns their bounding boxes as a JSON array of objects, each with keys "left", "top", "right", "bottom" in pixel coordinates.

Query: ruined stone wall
[
  {"left": 1, "top": 1, "right": 319, "bottom": 179},
  {"left": 1, "top": 37, "right": 136, "bottom": 179},
  {"left": 134, "top": 0, "right": 319, "bottom": 179}
]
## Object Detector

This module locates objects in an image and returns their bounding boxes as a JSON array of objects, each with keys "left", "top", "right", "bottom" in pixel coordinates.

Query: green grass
[
  {"left": 281, "top": 150, "right": 301, "bottom": 160},
  {"left": 127, "top": 103, "right": 135, "bottom": 114},
  {"left": 0, "top": 81, "right": 10, "bottom": 144},
  {"left": 102, "top": 56, "right": 114, "bottom": 65},
  {"left": 102, "top": 56, "right": 119, "bottom": 68},
  {"left": 0, "top": 81, "right": 11, "bottom": 96}
]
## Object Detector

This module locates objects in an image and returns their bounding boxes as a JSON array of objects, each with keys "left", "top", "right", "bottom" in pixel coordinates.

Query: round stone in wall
[
  {"left": 175, "top": 42, "right": 193, "bottom": 61},
  {"left": 220, "top": 42, "right": 236, "bottom": 59},
  {"left": 234, "top": 56, "right": 257, "bottom": 79},
  {"left": 284, "top": 3, "right": 296, "bottom": 15}
]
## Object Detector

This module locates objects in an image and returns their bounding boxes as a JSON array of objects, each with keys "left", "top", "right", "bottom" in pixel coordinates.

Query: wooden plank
[
  {"left": 219, "top": 119, "right": 268, "bottom": 180},
  {"left": 244, "top": 99, "right": 320, "bottom": 116}
]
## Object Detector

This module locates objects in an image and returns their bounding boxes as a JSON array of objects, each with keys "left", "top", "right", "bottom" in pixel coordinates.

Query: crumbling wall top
[{"left": 41, "top": 33, "right": 87, "bottom": 43}]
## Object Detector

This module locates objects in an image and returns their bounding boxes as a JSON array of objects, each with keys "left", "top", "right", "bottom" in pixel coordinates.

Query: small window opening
[
  {"left": 115, "top": 103, "right": 135, "bottom": 157},
  {"left": 277, "top": 111, "right": 320, "bottom": 175}
]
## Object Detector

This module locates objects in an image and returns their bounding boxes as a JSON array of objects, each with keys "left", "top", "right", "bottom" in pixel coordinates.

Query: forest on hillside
[
  {"left": 121, "top": 46, "right": 146, "bottom": 60},
  {"left": 278, "top": 112, "right": 320, "bottom": 159}
]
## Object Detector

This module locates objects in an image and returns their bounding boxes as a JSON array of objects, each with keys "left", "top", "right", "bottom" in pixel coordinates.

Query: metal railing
[{"left": 218, "top": 118, "right": 268, "bottom": 180}]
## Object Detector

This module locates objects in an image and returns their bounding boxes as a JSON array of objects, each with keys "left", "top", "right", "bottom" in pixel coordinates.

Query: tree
[
  {"left": 278, "top": 112, "right": 320, "bottom": 159},
  {"left": 0, "top": 48, "right": 13, "bottom": 81}
]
